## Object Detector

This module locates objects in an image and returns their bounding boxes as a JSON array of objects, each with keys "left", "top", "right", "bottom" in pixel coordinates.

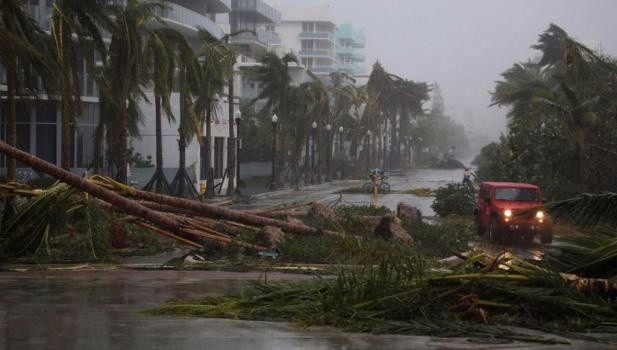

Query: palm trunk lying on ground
[
  {"left": 0, "top": 141, "right": 340, "bottom": 250},
  {"left": 89, "top": 176, "right": 341, "bottom": 237},
  {"left": 0, "top": 141, "right": 261, "bottom": 249}
]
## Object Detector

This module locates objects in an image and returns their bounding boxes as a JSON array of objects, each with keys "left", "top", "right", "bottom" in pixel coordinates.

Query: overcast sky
[{"left": 282, "top": 0, "right": 617, "bottom": 141}]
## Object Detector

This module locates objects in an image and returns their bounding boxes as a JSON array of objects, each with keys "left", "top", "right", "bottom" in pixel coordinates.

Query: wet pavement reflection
[{"left": 1, "top": 270, "right": 610, "bottom": 350}]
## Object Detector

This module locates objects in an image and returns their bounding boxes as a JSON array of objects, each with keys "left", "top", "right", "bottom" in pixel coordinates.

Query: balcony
[
  {"left": 231, "top": 0, "right": 281, "bottom": 24},
  {"left": 308, "top": 66, "right": 335, "bottom": 75},
  {"left": 299, "top": 32, "right": 334, "bottom": 42},
  {"left": 299, "top": 49, "right": 333, "bottom": 58},
  {"left": 336, "top": 47, "right": 365, "bottom": 62},
  {"left": 231, "top": 28, "right": 280, "bottom": 47},
  {"left": 336, "top": 24, "right": 366, "bottom": 48},
  {"left": 206, "top": 0, "right": 231, "bottom": 13},
  {"left": 337, "top": 62, "right": 363, "bottom": 75},
  {"left": 155, "top": 2, "right": 224, "bottom": 39}
]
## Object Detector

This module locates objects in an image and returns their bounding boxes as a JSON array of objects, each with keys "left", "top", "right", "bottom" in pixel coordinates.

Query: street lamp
[
  {"left": 234, "top": 111, "right": 242, "bottom": 194},
  {"left": 270, "top": 114, "right": 278, "bottom": 190},
  {"left": 338, "top": 126, "right": 344, "bottom": 154},
  {"left": 326, "top": 124, "right": 332, "bottom": 182},
  {"left": 366, "top": 129, "right": 372, "bottom": 171},
  {"left": 311, "top": 121, "right": 317, "bottom": 184}
]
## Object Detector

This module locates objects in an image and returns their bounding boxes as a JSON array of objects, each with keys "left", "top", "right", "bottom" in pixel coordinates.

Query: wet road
[
  {"left": 0, "top": 269, "right": 609, "bottom": 350},
  {"left": 233, "top": 167, "right": 464, "bottom": 216}
]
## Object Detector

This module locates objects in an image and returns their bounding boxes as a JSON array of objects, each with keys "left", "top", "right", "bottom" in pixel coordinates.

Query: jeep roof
[{"left": 481, "top": 181, "right": 539, "bottom": 189}]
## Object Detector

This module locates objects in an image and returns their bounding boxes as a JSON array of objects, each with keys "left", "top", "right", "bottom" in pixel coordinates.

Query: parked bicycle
[{"left": 362, "top": 169, "right": 391, "bottom": 194}]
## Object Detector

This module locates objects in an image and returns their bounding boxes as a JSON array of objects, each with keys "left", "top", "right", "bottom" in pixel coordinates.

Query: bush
[
  {"left": 431, "top": 183, "right": 475, "bottom": 217},
  {"left": 405, "top": 216, "right": 475, "bottom": 258}
]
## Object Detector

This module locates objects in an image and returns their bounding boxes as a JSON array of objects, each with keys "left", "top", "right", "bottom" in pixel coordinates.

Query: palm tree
[
  {"left": 492, "top": 24, "right": 617, "bottom": 193},
  {"left": 169, "top": 43, "right": 200, "bottom": 199},
  {"left": 98, "top": 0, "right": 158, "bottom": 184},
  {"left": 0, "top": 0, "right": 49, "bottom": 180},
  {"left": 50, "top": 0, "right": 111, "bottom": 171},
  {"left": 142, "top": 28, "right": 187, "bottom": 194},
  {"left": 242, "top": 52, "right": 298, "bottom": 182},
  {"left": 193, "top": 29, "right": 235, "bottom": 198}
]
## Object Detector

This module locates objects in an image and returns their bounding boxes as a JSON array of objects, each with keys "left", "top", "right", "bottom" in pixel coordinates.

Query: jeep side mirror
[
  {"left": 542, "top": 198, "right": 548, "bottom": 204},
  {"left": 484, "top": 197, "right": 491, "bottom": 204}
]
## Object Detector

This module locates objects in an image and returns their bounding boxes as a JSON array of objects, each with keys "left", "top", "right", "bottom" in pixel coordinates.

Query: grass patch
[{"left": 406, "top": 216, "right": 476, "bottom": 259}]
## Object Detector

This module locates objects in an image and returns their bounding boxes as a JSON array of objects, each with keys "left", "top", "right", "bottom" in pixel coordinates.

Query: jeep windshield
[{"left": 494, "top": 188, "right": 539, "bottom": 202}]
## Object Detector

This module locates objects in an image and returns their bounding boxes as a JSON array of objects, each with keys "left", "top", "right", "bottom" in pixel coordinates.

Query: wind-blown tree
[
  {"left": 142, "top": 28, "right": 188, "bottom": 194},
  {"left": 193, "top": 29, "right": 235, "bottom": 198},
  {"left": 392, "top": 78, "right": 430, "bottom": 167},
  {"left": 0, "top": 0, "right": 50, "bottom": 180},
  {"left": 50, "top": 0, "right": 111, "bottom": 171},
  {"left": 169, "top": 42, "right": 200, "bottom": 199},
  {"left": 242, "top": 52, "right": 298, "bottom": 182},
  {"left": 491, "top": 24, "right": 617, "bottom": 195},
  {"left": 97, "top": 0, "right": 159, "bottom": 184}
]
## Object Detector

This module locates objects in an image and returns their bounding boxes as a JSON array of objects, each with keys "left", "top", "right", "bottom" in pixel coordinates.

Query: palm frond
[{"left": 549, "top": 192, "right": 617, "bottom": 228}]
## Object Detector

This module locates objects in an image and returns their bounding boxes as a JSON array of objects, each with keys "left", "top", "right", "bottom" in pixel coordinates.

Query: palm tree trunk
[
  {"left": 5, "top": 63, "right": 17, "bottom": 181},
  {"left": 117, "top": 106, "right": 129, "bottom": 184},
  {"left": 303, "top": 135, "right": 310, "bottom": 185},
  {"left": 59, "top": 20, "right": 74, "bottom": 171},
  {"left": 205, "top": 103, "right": 215, "bottom": 197},
  {"left": 178, "top": 132, "right": 186, "bottom": 195},
  {"left": 155, "top": 93, "right": 163, "bottom": 193},
  {"left": 226, "top": 77, "right": 236, "bottom": 195},
  {"left": 0, "top": 140, "right": 187, "bottom": 237}
]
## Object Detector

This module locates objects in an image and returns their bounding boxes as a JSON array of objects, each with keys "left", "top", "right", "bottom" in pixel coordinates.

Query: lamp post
[
  {"left": 311, "top": 121, "right": 317, "bottom": 184},
  {"left": 366, "top": 129, "right": 372, "bottom": 171},
  {"left": 326, "top": 124, "right": 332, "bottom": 182},
  {"left": 338, "top": 126, "right": 344, "bottom": 154},
  {"left": 270, "top": 114, "right": 278, "bottom": 190},
  {"left": 234, "top": 111, "right": 242, "bottom": 194}
]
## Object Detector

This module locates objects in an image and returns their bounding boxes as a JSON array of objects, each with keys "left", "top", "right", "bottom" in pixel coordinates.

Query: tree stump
[
  {"left": 397, "top": 202, "right": 423, "bottom": 224},
  {"left": 373, "top": 215, "right": 414, "bottom": 245},
  {"left": 255, "top": 226, "right": 286, "bottom": 250}
]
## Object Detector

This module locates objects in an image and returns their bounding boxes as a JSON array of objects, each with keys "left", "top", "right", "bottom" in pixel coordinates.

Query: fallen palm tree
[{"left": 0, "top": 141, "right": 345, "bottom": 255}]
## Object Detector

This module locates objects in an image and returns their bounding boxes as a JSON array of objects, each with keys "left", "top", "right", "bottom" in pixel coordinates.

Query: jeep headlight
[
  {"left": 504, "top": 209, "right": 512, "bottom": 218},
  {"left": 536, "top": 211, "right": 544, "bottom": 221}
]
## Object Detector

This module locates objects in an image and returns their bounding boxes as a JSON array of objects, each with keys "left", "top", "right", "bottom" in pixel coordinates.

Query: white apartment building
[
  {"left": 276, "top": 3, "right": 338, "bottom": 81},
  {"left": 0, "top": 0, "right": 239, "bottom": 193}
]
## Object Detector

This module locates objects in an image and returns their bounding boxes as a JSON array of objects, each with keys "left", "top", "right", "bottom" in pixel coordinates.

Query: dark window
[
  {"left": 214, "top": 137, "right": 225, "bottom": 178},
  {"left": 35, "top": 124, "right": 56, "bottom": 163},
  {"left": 36, "top": 101, "right": 56, "bottom": 123}
]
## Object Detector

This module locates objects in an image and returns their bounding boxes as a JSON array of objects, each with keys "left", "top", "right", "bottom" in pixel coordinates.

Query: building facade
[
  {"left": 335, "top": 23, "right": 366, "bottom": 77},
  {"left": 276, "top": 3, "right": 337, "bottom": 80}
]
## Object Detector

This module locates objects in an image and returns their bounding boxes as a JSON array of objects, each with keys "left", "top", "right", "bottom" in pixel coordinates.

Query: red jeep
[{"left": 474, "top": 182, "right": 552, "bottom": 244}]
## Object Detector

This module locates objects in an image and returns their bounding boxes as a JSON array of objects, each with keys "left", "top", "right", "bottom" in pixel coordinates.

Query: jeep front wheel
[
  {"left": 488, "top": 218, "right": 500, "bottom": 244},
  {"left": 541, "top": 227, "right": 553, "bottom": 244}
]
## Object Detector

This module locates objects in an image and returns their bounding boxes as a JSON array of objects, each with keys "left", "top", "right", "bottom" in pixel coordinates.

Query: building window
[
  {"left": 35, "top": 101, "right": 57, "bottom": 164},
  {"left": 73, "top": 103, "right": 99, "bottom": 168},
  {"left": 214, "top": 137, "right": 225, "bottom": 178}
]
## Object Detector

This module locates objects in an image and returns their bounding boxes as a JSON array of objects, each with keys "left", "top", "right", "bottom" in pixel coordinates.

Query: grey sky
[{"left": 284, "top": 0, "right": 617, "bottom": 141}]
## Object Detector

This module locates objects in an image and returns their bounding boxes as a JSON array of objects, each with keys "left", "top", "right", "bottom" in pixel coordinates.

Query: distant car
[{"left": 474, "top": 181, "right": 552, "bottom": 244}]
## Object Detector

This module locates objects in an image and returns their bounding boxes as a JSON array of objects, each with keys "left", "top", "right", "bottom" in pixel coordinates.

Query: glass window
[
  {"left": 214, "top": 137, "right": 225, "bottom": 178},
  {"left": 495, "top": 188, "right": 539, "bottom": 202},
  {"left": 35, "top": 124, "right": 56, "bottom": 163}
]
